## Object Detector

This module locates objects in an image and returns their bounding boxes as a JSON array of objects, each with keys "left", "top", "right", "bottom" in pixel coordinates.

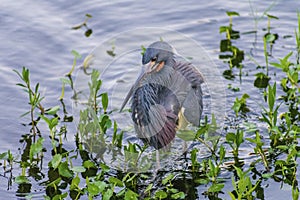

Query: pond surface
[{"left": 0, "top": 0, "right": 299, "bottom": 199}]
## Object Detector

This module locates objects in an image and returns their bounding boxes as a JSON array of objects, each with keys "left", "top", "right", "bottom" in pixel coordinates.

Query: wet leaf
[
  {"left": 88, "top": 183, "right": 101, "bottom": 196},
  {"left": 109, "top": 177, "right": 124, "bottom": 187},
  {"left": 144, "top": 183, "right": 153, "bottom": 193},
  {"left": 58, "top": 161, "right": 73, "bottom": 178},
  {"left": 86, "top": 13, "right": 92, "bottom": 18},
  {"left": 51, "top": 154, "right": 62, "bottom": 169},
  {"left": 53, "top": 193, "right": 68, "bottom": 200},
  {"left": 162, "top": 173, "right": 174, "bottom": 185},
  {"left": 102, "top": 93, "right": 108, "bottom": 112},
  {"left": 155, "top": 190, "right": 168, "bottom": 199},
  {"left": 171, "top": 191, "right": 185, "bottom": 199},
  {"left": 177, "top": 130, "right": 195, "bottom": 141},
  {"left": 265, "top": 33, "right": 278, "bottom": 43},
  {"left": 29, "top": 137, "right": 44, "bottom": 161},
  {"left": 70, "top": 166, "right": 86, "bottom": 173},
  {"left": 223, "top": 69, "right": 235, "bottom": 80},
  {"left": 141, "top": 45, "right": 146, "bottom": 55},
  {"left": 125, "top": 189, "right": 139, "bottom": 200},
  {"left": 83, "top": 160, "right": 97, "bottom": 169},
  {"left": 0, "top": 152, "right": 8, "bottom": 160},
  {"left": 85, "top": 29, "right": 93, "bottom": 37},
  {"left": 226, "top": 11, "right": 240, "bottom": 16},
  {"left": 106, "top": 50, "right": 116, "bottom": 57},
  {"left": 268, "top": 83, "right": 276, "bottom": 112},
  {"left": 45, "top": 106, "right": 60, "bottom": 115},
  {"left": 254, "top": 72, "right": 270, "bottom": 88},
  {"left": 70, "top": 176, "right": 80, "bottom": 190},
  {"left": 15, "top": 175, "right": 30, "bottom": 184},
  {"left": 71, "top": 50, "right": 82, "bottom": 59},
  {"left": 208, "top": 183, "right": 224, "bottom": 193},
  {"left": 94, "top": 181, "right": 107, "bottom": 193},
  {"left": 60, "top": 78, "right": 71, "bottom": 87},
  {"left": 267, "top": 14, "right": 279, "bottom": 20},
  {"left": 103, "top": 189, "right": 113, "bottom": 200}
]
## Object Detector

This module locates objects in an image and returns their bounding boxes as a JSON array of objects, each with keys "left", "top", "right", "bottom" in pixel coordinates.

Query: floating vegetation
[{"left": 72, "top": 14, "right": 93, "bottom": 37}]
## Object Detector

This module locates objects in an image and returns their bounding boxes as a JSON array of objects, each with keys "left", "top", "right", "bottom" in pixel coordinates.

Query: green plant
[
  {"left": 226, "top": 129, "right": 244, "bottom": 158},
  {"left": 229, "top": 166, "right": 261, "bottom": 200},
  {"left": 71, "top": 14, "right": 93, "bottom": 37},
  {"left": 232, "top": 93, "right": 250, "bottom": 117},
  {"left": 14, "top": 67, "right": 45, "bottom": 135}
]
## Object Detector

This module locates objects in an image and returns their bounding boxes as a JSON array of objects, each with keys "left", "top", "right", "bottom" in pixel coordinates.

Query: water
[{"left": 0, "top": 0, "right": 299, "bottom": 199}]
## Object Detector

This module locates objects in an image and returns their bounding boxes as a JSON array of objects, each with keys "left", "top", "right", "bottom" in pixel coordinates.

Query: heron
[{"left": 120, "top": 41, "right": 204, "bottom": 150}]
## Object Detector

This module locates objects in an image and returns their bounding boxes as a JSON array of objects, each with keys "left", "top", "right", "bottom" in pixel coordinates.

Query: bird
[{"left": 120, "top": 41, "right": 204, "bottom": 150}]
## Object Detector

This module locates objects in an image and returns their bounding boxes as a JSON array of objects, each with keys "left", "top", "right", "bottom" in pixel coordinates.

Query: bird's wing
[
  {"left": 181, "top": 87, "right": 203, "bottom": 126},
  {"left": 131, "top": 84, "right": 178, "bottom": 149},
  {"left": 120, "top": 67, "right": 147, "bottom": 112},
  {"left": 172, "top": 62, "right": 204, "bottom": 127}
]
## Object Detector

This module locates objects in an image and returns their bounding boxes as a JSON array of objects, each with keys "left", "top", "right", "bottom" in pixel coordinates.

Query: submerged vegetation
[{"left": 0, "top": 9, "right": 300, "bottom": 200}]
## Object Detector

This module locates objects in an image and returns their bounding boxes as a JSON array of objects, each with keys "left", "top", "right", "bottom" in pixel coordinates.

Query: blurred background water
[{"left": 0, "top": 0, "right": 299, "bottom": 199}]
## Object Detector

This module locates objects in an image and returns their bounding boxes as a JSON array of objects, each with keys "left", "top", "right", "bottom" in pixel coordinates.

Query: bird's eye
[{"left": 151, "top": 57, "right": 157, "bottom": 62}]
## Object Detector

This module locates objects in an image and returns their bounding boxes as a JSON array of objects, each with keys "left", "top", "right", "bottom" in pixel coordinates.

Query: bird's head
[{"left": 142, "top": 41, "right": 175, "bottom": 73}]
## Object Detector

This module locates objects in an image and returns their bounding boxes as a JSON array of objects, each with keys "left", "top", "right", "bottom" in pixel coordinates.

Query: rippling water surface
[{"left": 0, "top": 0, "right": 299, "bottom": 199}]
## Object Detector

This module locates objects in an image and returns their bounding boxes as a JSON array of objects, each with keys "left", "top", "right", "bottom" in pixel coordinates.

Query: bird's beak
[{"left": 146, "top": 61, "right": 165, "bottom": 73}]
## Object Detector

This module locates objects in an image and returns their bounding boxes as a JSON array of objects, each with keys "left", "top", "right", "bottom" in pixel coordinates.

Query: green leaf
[
  {"left": 144, "top": 183, "right": 153, "bottom": 193},
  {"left": 219, "top": 145, "right": 226, "bottom": 161},
  {"left": 226, "top": 132, "right": 236, "bottom": 142},
  {"left": 176, "top": 130, "right": 195, "bottom": 141},
  {"left": 100, "top": 163, "right": 110, "bottom": 173},
  {"left": 141, "top": 45, "right": 146, "bottom": 55},
  {"left": 219, "top": 26, "right": 230, "bottom": 34},
  {"left": 60, "top": 77, "right": 72, "bottom": 85},
  {"left": 58, "top": 161, "right": 73, "bottom": 178},
  {"left": 208, "top": 183, "right": 224, "bottom": 193},
  {"left": 88, "top": 183, "right": 101, "bottom": 196},
  {"left": 53, "top": 193, "right": 68, "bottom": 200},
  {"left": 85, "top": 29, "right": 93, "bottom": 37},
  {"left": 268, "top": 83, "right": 276, "bottom": 112},
  {"left": 86, "top": 13, "right": 92, "bottom": 18},
  {"left": 267, "top": 14, "right": 279, "bottom": 20},
  {"left": 195, "top": 178, "right": 209, "bottom": 185},
  {"left": 70, "top": 176, "right": 80, "bottom": 190},
  {"left": 45, "top": 106, "right": 60, "bottom": 115},
  {"left": 125, "top": 189, "right": 139, "bottom": 200},
  {"left": 0, "top": 152, "right": 8, "bottom": 160},
  {"left": 108, "top": 177, "right": 124, "bottom": 187},
  {"left": 102, "top": 93, "right": 108, "bottom": 112},
  {"left": 226, "top": 11, "right": 240, "bottom": 16},
  {"left": 83, "top": 160, "right": 96, "bottom": 169},
  {"left": 51, "top": 154, "right": 62, "bottom": 169},
  {"left": 162, "top": 173, "right": 174, "bottom": 185},
  {"left": 265, "top": 34, "right": 276, "bottom": 43},
  {"left": 15, "top": 175, "right": 30, "bottom": 184},
  {"left": 29, "top": 137, "right": 44, "bottom": 161},
  {"left": 262, "top": 172, "right": 273, "bottom": 179},
  {"left": 71, "top": 50, "right": 82, "bottom": 59},
  {"left": 254, "top": 72, "right": 270, "bottom": 88},
  {"left": 70, "top": 166, "right": 86, "bottom": 173},
  {"left": 171, "top": 191, "right": 186, "bottom": 199},
  {"left": 155, "top": 190, "right": 168, "bottom": 199},
  {"left": 94, "top": 181, "right": 107, "bottom": 193},
  {"left": 103, "top": 189, "right": 113, "bottom": 200}
]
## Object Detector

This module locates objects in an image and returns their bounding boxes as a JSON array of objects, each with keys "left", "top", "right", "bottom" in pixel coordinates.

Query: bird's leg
[
  {"left": 156, "top": 150, "right": 161, "bottom": 170},
  {"left": 182, "top": 141, "right": 189, "bottom": 170}
]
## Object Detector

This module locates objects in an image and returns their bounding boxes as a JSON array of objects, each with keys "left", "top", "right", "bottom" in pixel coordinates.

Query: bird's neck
[{"left": 165, "top": 57, "right": 175, "bottom": 66}]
